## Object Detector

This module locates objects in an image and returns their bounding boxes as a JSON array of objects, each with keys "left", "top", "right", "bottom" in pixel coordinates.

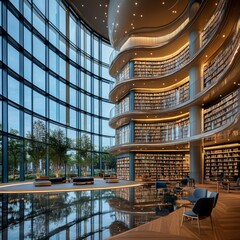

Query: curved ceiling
[
  {"left": 69, "top": 0, "right": 110, "bottom": 40},
  {"left": 108, "top": 0, "right": 189, "bottom": 48},
  {"left": 69, "top": 0, "right": 189, "bottom": 45}
]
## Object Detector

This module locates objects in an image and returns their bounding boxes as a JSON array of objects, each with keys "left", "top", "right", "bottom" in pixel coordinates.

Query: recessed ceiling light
[
  {"left": 102, "top": 20, "right": 105, "bottom": 22},
  {"left": 234, "top": 82, "right": 236, "bottom": 84},
  {"left": 105, "top": 4, "right": 108, "bottom": 7},
  {"left": 205, "top": 55, "right": 208, "bottom": 57},
  {"left": 162, "top": 2, "right": 165, "bottom": 4},
  {"left": 95, "top": 17, "right": 97, "bottom": 20},
  {"left": 125, "top": 31, "right": 127, "bottom": 33},
  {"left": 135, "top": 2, "right": 138, "bottom": 5},
  {"left": 81, "top": 4, "right": 84, "bottom": 7},
  {"left": 134, "top": 53, "right": 137, "bottom": 55},
  {"left": 99, "top": 4, "right": 102, "bottom": 7},
  {"left": 132, "top": 27, "right": 135, "bottom": 29},
  {"left": 140, "top": 14, "right": 143, "bottom": 17},
  {"left": 222, "top": 34, "right": 225, "bottom": 38},
  {"left": 131, "top": 23, "right": 133, "bottom": 26},
  {"left": 133, "top": 13, "right": 136, "bottom": 16},
  {"left": 117, "top": 5, "right": 120, "bottom": 8},
  {"left": 117, "top": 10, "right": 119, "bottom": 13}
]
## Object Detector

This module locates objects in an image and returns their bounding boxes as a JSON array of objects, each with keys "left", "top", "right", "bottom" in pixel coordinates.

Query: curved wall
[{"left": 109, "top": 0, "right": 240, "bottom": 183}]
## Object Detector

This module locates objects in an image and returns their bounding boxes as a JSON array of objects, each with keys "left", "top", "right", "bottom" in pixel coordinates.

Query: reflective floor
[{"left": 0, "top": 184, "right": 178, "bottom": 240}]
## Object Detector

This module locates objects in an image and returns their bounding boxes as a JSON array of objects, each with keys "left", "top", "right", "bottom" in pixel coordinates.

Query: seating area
[
  {"left": 217, "top": 177, "right": 240, "bottom": 192},
  {"left": 72, "top": 177, "right": 94, "bottom": 185},
  {"left": 182, "top": 187, "right": 207, "bottom": 203},
  {"left": 34, "top": 176, "right": 66, "bottom": 186},
  {"left": 180, "top": 188, "right": 219, "bottom": 234}
]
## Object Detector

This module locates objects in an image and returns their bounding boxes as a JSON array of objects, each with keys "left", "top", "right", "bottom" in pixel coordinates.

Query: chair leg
[
  {"left": 210, "top": 216, "right": 213, "bottom": 230},
  {"left": 197, "top": 217, "right": 200, "bottom": 234},
  {"left": 181, "top": 215, "right": 184, "bottom": 226}
]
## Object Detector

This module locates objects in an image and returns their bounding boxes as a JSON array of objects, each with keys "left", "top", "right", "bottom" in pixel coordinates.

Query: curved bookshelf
[
  {"left": 204, "top": 89, "right": 239, "bottom": 132},
  {"left": 134, "top": 82, "right": 189, "bottom": 110},
  {"left": 135, "top": 117, "right": 190, "bottom": 143},
  {"left": 203, "top": 20, "right": 240, "bottom": 87}
]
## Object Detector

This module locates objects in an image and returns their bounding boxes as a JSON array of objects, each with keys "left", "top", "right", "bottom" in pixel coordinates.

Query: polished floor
[
  {"left": 1, "top": 180, "right": 239, "bottom": 240},
  {"left": 108, "top": 184, "right": 240, "bottom": 240}
]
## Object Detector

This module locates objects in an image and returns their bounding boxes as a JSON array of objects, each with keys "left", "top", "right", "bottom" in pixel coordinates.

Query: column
[{"left": 189, "top": 5, "right": 203, "bottom": 183}]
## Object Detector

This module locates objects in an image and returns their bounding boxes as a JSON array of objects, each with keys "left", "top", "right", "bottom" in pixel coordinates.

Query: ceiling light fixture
[{"left": 135, "top": 2, "right": 138, "bottom": 5}]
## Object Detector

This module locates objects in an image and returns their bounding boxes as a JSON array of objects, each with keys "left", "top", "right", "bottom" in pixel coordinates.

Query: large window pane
[
  {"left": 59, "top": 4, "right": 66, "bottom": 35},
  {"left": 8, "top": 75, "right": 20, "bottom": 104},
  {"left": 24, "top": 27, "right": 32, "bottom": 53},
  {"left": 8, "top": 10, "right": 19, "bottom": 42},
  {"left": 24, "top": 0, "right": 31, "bottom": 23},
  {"left": 8, "top": 106, "right": 20, "bottom": 134},
  {"left": 33, "top": 91, "right": 45, "bottom": 116},
  {"left": 33, "top": 10, "right": 45, "bottom": 36},
  {"left": 102, "top": 81, "right": 110, "bottom": 99},
  {"left": 102, "top": 43, "right": 112, "bottom": 64},
  {"left": 33, "top": 63, "right": 45, "bottom": 90},
  {"left": 8, "top": 44, "right": 19, "bottom": 74},
  {"left": 24, "top": 113, "right": 32, "bottom": 137},
  {"left": 33, "top": 0, "right": 45, "bottom": 15},
  {"left": 69, "top": 14, "right": 77, "bottom": 45},
  {"left": 33, "top": 35, "right": 45, "bottom": 64},
  {"left": 69, "top": 108, "right": 76, "bottom": 128},
  {"left": 49, "top": 0, "right": 58, "bottom": 26},
  {"left": 24, "top": 56, "right": 32, "bottom": 82},
  {"left": 24, "top": 85, "right": 32, "bottom": 110}
]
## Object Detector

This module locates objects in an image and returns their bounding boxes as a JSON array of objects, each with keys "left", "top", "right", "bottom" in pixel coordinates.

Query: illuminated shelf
[
  {"left": 134, "top": 82, "right": 189, "bottom": 110},
  {"left": 134, "top": 153, "right": 189, "bottom": 181},
  {"left": 134, "top": 118, "right": 190, "bottom": 143},
  {"left": 203, "top": 90, "right": 239, "bottom": 132},
  {"left": 204, "top": 145, "right": 240, "bottom": 181}
]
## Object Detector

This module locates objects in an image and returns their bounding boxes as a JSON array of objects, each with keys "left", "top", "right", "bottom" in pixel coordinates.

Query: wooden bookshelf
[
  {"left": 116, "top": 157, "right": 130, "bottom": 180},
  {"left": 201, "top": 0, "right": 226, "bottom": 46},
  {"left": 134, "top": 82, "right": 189, "bottom": 110},
  {"left": 204, "top": 145, "right": 240, "bottom": 181},
  {"left": 203, "top": 23, "right": 240, "bottom": 87},
  {"left": 134, "top": 153, "right": 190, "bottom": 181},
  {"left": 203, "top": 90, "right": 239, "bottom": 132},
  {"left": 134, "top": 117, "right": 190, "bottom": 143},
  {"left": 133, "top": 46, "right": 189, "bottom": 78}
]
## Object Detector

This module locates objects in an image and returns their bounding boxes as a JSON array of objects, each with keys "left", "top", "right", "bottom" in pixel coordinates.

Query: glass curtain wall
[{"left": 0, "top": 0, "right": 114, "bottom": 182}]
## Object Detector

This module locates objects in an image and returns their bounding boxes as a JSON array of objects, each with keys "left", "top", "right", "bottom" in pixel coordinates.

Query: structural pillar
[{"left": 189, "top": 26, "right": 203, "bottom": 183}]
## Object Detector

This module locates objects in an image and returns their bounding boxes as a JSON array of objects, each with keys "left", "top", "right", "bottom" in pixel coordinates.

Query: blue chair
[
  {"left": 182, "top": 188, "right": 207, "bottom": 203},
  {"left": 207, "top": 191, "right": 219, "bottom": 208},
  {"left": 181, "top": 197, "right": 215, "bottom": 234}
]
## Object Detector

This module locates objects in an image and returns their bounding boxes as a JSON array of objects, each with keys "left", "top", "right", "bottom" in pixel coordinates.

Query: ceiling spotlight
[
  {"left": 162, "top": 1, "right": 165, "bottom": 4},
  {"left": 99, "top": 4, "right": 102, "bottom": 7},
  {"left": 81, "top": 4, "right": 84, "bottom": 7},
  {"left": 133, "top": 13, "right": 136, "bottom": 16},
  {"left": 135, "top": 2, "right": 138, "bottom": 5},
  {"left": 140, "top": 14, "right": 143, "bottom": 17},
  {"left": 117, "top": 10, "right": 119, "bottom": 13}
]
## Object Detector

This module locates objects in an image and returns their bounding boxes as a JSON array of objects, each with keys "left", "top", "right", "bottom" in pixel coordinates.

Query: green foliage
[
  {"left": 102, "top": 147, "right": 116, "bottom": 171},
  {"left": 75, "top": 134, "right": 96, "bottom": 176},
  {"left": 8, "top": 129, "right": 22, "bottom": 180},
  {"left": 25, "top": 120, "right": 47, "bottom": 175},
  {"left": 48, "top": 128, "right": 72, "bottom": 177}
]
